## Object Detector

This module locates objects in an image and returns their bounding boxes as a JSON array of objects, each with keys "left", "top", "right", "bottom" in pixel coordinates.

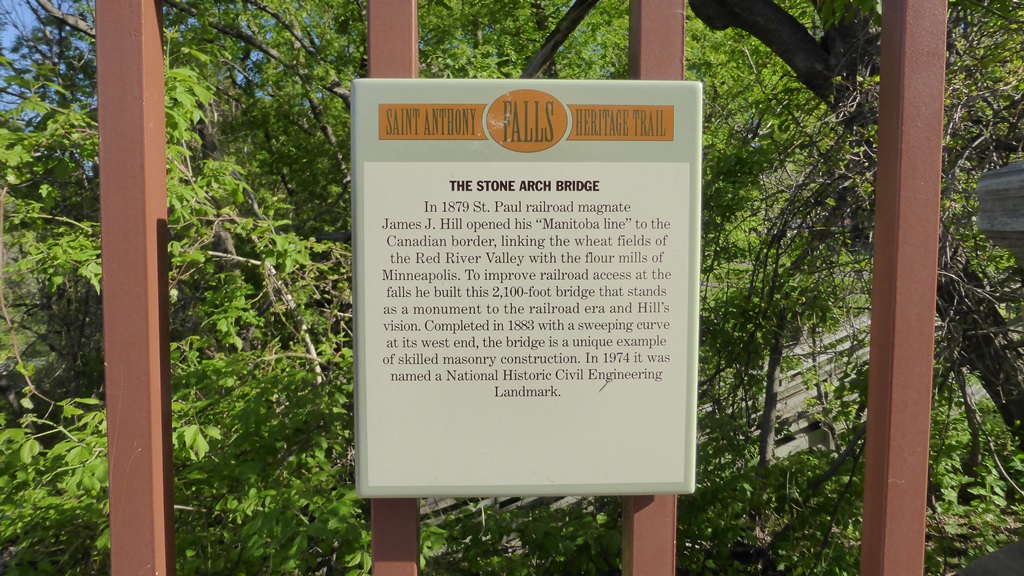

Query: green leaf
[
  {"left": 95, "top": 528, "right": 111, "bottom": 551},
  {"left": 16, "top": 362, "right": 35, "bottom": 378},
  {"left": 182, "top": 424, "right": 199, "bottom": 445},
  {"left": 202, "top": 425, "right": 222, "bottom": 440},
  {"left": 193, "top": 433, "right": 209, "bottom": 460},
  {"left": 19, "top": 438, "right": 41, "bottom": 464},
  {"left": 65, "top": 445, "right": 87, "bottom": 466}
]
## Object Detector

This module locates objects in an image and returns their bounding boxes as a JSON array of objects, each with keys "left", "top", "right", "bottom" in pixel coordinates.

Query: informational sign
[{"left": 352, "top": 79, "right": 701, "bottom": 497}]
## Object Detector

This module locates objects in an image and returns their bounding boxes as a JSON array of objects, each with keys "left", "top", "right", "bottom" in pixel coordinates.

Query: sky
[{"left": 1, "top": 0, "right": 41, "bottom": 52}]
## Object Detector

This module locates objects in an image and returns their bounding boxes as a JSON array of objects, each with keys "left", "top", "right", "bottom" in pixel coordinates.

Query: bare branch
[
  {"left": 208, "top": 251, "right": 261, "bottom": 266},
  {"left": 208, "top": 249, "right": 325, "bottom": 384},
  {"left": 32, "top": 0, "right": 95, "bottom": 38},
  {"left": 0, "top": 185, "right": 54, "bottom": 406},
  {"left": 521, "top": 0, "right": 601, "bottom": 79},
  {"left": 243, "top": 0, "right": 318, "bottom": 57},
  {"left": 263, "top": 259, "right": 325, "bottom": 385}
]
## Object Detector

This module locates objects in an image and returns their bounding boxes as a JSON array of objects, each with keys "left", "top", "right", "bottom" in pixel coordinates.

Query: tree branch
[
  {"left": 243, "top": 0, "right": 318, "bottom": 57},
  {"left": 32, "top": 0, "right": 95, "bottom": 38},
  {"left": 208, "top": 250, "right": 325, "bottom": 384},
  {"left": 807, "top": 423, "right": 867, "bottom": 493},
  {"left": 164, "top": 0, "right": 351, "bottom": 105},
  {"left": 689, "top": 0, "right": 834, "bottom": 102},
  {"left": 520, "top": 0, "right": 601, "bottom": 79},
  {"left": 757, "top": 310, "right": 787, "bottom": 467}
]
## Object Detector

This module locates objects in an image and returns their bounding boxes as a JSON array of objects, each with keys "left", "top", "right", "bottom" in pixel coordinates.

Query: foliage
[
  {"left": 1, "top": 0, "right": 1023, "bottom": 574},
  {"left": 424, "top": 497, "right": 622, "bottom": 575},
  {"left": 1, "top": 4, "right": 364, "bottom": 571},
  {"left": 0, "top": 399, "right": 110, "bottom": 573},
  {"left": 928, "top": 390, "right": 1024, "bottom": 573}
]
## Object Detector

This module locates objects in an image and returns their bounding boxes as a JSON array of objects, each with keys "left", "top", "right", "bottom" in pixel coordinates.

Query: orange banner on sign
[
  {"left": 567, "top": 105, "right": 674, "bottom": 141},
  {"left": 379, "top": 104, "right": 487, "bottom": 140}
]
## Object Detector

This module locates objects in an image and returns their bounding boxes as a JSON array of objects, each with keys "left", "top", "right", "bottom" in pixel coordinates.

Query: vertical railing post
[
  {"left": 367, "top": 0, "right": 419, "bottom": 79},
  {"left": 629, "top": 0, "right": 685, "bottom": 81},
  {"left": 860, "top": 0, "right": 948, "bottom": 574},
  {"left": 623, "top": 1, "right": 684, "bottom": 575},
  {"left": 96, "top": 1, "right": 176, "bottom": 575},
  {"left": 366, "top": 1, "right": 421, "bottom": 575}
]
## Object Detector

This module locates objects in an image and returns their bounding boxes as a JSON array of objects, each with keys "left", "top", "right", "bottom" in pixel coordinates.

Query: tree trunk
[{"left": 758, "top": 313, "right": 787, "bottom": 467}]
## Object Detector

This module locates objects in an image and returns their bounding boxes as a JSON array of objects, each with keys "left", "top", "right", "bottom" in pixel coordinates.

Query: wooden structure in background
[{"left": 976, "top": 161, "right": 1024, "bottom": 265}]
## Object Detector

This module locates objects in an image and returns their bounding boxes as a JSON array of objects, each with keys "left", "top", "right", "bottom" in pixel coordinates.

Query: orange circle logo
[{"left": 486, "top": 90, "right": 568, "bottom": 153}]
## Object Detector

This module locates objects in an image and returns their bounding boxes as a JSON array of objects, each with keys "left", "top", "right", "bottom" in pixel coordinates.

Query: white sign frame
[{"left": 352, "top": 79, "right": 701, "bottom": 497}]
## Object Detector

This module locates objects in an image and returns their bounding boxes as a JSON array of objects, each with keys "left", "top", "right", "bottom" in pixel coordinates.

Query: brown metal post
[
  {"left": 623, "top": 1, "right": 684, "bottom": 574},
  {"left": 860, "top": 0, "right": 948, "bottom": 574},
  {"left": 623, "top": 495, "right": 679, "bottom": 575},
  {"left": 629, "top": 0, "right": 685, "bottom": 81},
  {"left": 371, "top": 498, "right": 420, "bottom": 576},
  {"left": 367, "top": 0, "right": 419, "bottom": 79},
  {"left": 95, "top": 1, "right": 176, "bottom": 575},
  {"left": 367, "top": 1, "right": 420, "bottom": 575}
]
